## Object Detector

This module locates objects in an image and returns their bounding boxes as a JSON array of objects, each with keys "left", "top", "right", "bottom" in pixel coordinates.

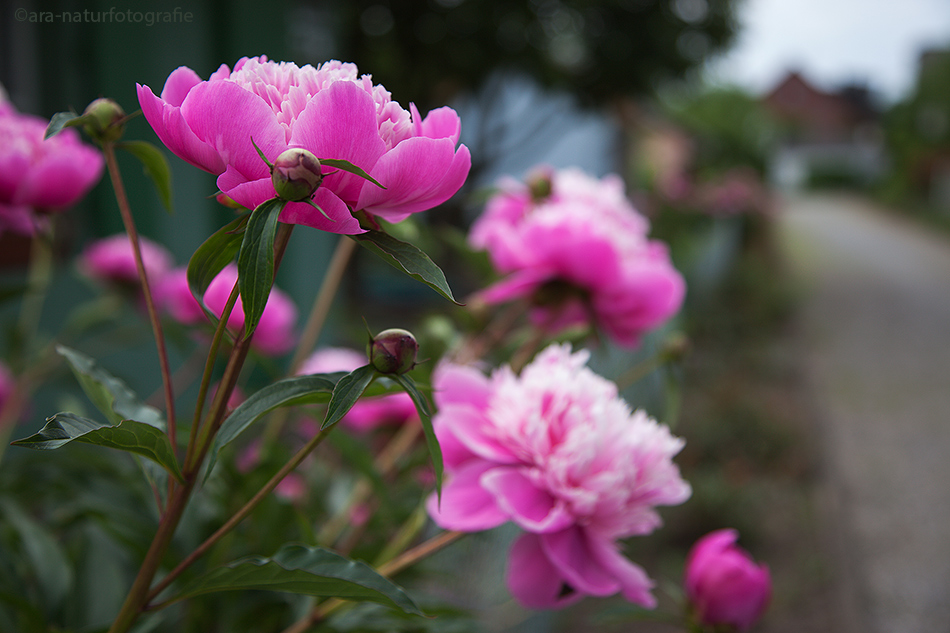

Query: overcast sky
[{"left": 707, "top": 0, "right": 950, "bottom": 102}]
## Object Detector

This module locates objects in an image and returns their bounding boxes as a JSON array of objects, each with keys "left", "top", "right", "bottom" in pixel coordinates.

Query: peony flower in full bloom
[
  {"left": 77, "top": 233, "right": 174, "bottom": 286},
  {"left": 137, "top": 57, "right": 470, "bottom": 233},
  {"left": 298, "top": 347, "right": 417, "bottom": 432},
  {"left": 427, "top": 344, "right": 690, "bottom": 609},
  {"left": 155, "top": 264, "right": 297, "bottom": 356},
  {"left": 469, "top": 167, "right": 685, "bottom": 348},
  {"left": 684, "top": 529, "right": 771, "bottom": 632},
  {"left": 0, "top": 100, "right": 103, "bottom": 236}
]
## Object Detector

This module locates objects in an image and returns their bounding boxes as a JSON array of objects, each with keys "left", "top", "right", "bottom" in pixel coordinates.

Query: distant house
[{"left": 761, "top": 71, "right": 885, "bottom": 188}]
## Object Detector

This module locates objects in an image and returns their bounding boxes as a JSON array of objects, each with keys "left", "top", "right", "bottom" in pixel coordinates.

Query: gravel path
[{"left": 777, "top": 193, "right": 950, "bottom": 633}]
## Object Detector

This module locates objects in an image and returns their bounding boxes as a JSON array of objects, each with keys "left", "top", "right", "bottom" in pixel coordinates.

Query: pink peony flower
[
  {"left": 137, "top": 57, "right": 470, "bottom": 233},
  {"left": 469, "top": 167, "right": 685, "bottom": 348},
  {"left": 426, "top": 344, "right": 690, "bottom": 609},
  {"left": 298, "top": 347, "right": 417, "bottom": 432},
  {"left": 77, "top": 233, "right": 174, "bottom": 285},
  {"left": 685, "top": 529, "right": 771, "bottom": 632},
  {"left": 155, "top": 264, "right": 298, "bottom": 356},
  {"left": 0, "top": 103, "right": 103, "bottom": 236}
]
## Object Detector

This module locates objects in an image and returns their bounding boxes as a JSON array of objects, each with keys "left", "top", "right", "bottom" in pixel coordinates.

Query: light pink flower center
[{"left": 227, "top": 58, "right": 414, "bottom": 148}]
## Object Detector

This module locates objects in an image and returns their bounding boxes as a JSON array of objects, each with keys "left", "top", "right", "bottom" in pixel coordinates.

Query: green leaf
[
  {"left": 205, "top": 374, "right": 339, "bottom": 478},
  {"left": 117, "top": 140, "right": 174, "bottom": 213},
  {"left": 237, "top": 198, "right": 286, "bottom": 340},
  {"left": 319, "top": 158, "right": 386, "bottom": 189},
  {"left": 10, "top": 413, "right": 184, "bottom": 483},
  {"left": 56, "top": 345, "right": 165, "bottom": 430},
  {"left": 392, "top": 374, "right": 442, "bottom": 497},
  {"left": 0, "top": 500, "right": 73, "bottom": 615},
  {"left": 170, "top": 544, "right": 422, "bottom": 615},
  {"left": 187, "top": 214, "right": 249, "bottom": 324},
  {"left": 322, "top": 365, "right": 378, "bottom": 430},
  {"left": 45, "top": 110, "right": 85, "bottom": 139},
  {"left": 351, "top": 230, "right": 459, "bottom": 304}
]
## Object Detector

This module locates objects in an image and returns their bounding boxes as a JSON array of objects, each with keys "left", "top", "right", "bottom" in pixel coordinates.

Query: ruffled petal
[
  {"left": 586, "top": 535, "right": 656, "bottom": 608},
  {"left": 289, "top": 81, "right": 387, "bottom": 206},
  {"left": 439, "top": 404, "right": 519, "bottom": 465},
  {"left": 160, "top": 66, "right": 203, "bottom": 107},
  {"left": 278, "top": 188, "right": 363, "bottom": 234},
  {"left": 540, "top": 527, "right": 619, "bottom": 596},
  {"left": 432, "top": 362, "right": 493, "bottom": 412},
  {"left": 137, "top": 83, "right": 226, "bottom": 174},
  {"left": 411, "top": 104, "right": 462, "bottom": 144},
  {"left": 481, "top": 467, "right": 574, "bottom": 533},
  {"left": 426, "top": 461, "right": 508, "bottom": 531}
]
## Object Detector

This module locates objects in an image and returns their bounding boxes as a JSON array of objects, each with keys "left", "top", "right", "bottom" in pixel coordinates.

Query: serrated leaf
[
  {"left": 10, "top": 413, "right": 184, "bottom": 483},
  {"left": 56, "top": 345, "right": 164, "bottom": 430},
  {"left": 392, "top": 374, "right": 442, "bottom": 497},
  {"left": 351, "top": 230, "right": 459, "bottom": 304},
  {"left": 237, "top": 198, "right": 286, "bottom": 340},
  {"left": 45, "top": 110, "right": 84, "bottom": 139},
  {"left": 170, "top": 544, "right": 422, "bottom": 615},
  {"left": 205, "top": 374, "right": 339, "bottom": 478},
  {"left": 319, "top": 158, "right": 386, "bottom": 189},
  {"left": 117, "top": 140, "right": 173, "bottom": 213},
  {"left": 322, "top": 365, "right": 378, "bottom": 430},
  {"left": 187, "top": 214, "right": 249, "bottom": 324}
]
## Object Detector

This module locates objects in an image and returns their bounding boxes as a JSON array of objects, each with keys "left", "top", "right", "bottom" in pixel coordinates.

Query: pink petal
[
  {"left": 477, "top": 268, "right": 551, "bottom": 305},
  {"left": 159, "top": 66, "right": 203, "bottom": 107},
  {"left": 439, "top": 405, "right": 519, "bottom": 465},
  {"left": 432, "top": 414, "right": 480, "bottom": 469},
  {"left": 277, "top": 188, "right": 363, "bottom": 234},
  {"left": 17, "top": 145, "right": 103, "bottom": 209},
  {"left": 426, "top": 461, "right": 508, "bottom": 531},
  {"left": 586, "top": 536, "right": 656, "bottom": 608},
  {"left": 137, "top": 83, "right": 226, "bottom": 174},
  {"left": 432, "top": 363, "right": 493, "bottom": 411},
  {"left": 506, "top": 533, "right": 583, "bottom": 609},
  {"left": 289, "top": 81, "right": 387, "bottom": 205},
  {"left": 481, "top": 467, "right": 574, "bottom": 533},
  {"left": 356, "top": 138, "right": 471, "bottom": 222},
  {"left": 540, "top": 527, "right": 620, "bottom": 596},
  {"left": 182, "top": 80, "right": 287, "bottom": 181},
  {"left": 412, "top": 104, "right": 462, "bottom": 144}
]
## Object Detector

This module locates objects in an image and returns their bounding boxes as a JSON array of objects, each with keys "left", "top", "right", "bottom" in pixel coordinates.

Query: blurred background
[{"left": 2, "top": 1, "right": 950, "bottom": 632}]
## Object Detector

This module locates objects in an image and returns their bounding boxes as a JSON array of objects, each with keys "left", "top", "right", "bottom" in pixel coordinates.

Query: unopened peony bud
[
  {"left": 271, "top": 148, "right": 323, "bottom": 202},
  {"left": 527, "top": 169, "right": 553, "bottom": 202},
  {"left": 82, "top": 98, "right": 126, "bottom": 143},
  {"left": 685, "top": 529, "right": 771, "bottom": 632},
  {"left": 368, "top": 328, "right": 418, "bottom": 375}
]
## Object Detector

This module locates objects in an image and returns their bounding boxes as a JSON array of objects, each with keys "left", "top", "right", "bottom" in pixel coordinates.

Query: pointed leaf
[
  {"left": 170, "top": 544, "right": 422, "bottom": 615},
  {"left": 44, "top": 110, "right": 85, "bottom": 139},
  {"left": 56, "top": 345, "right": 164, "bottom": 430},
  {"left": 187, "top": 214, "right": 249, "bottom": 324},
  {"left": 205, "top": 374, "right": 340, "bottom": 478},
  {"left": 322, "top": 365, "right": 378, "bottom": 430},
  {"left": 237, "top": 198, "right": 286, "bottom": 340},
  {"left": 117, "top": 140, "right": 174, "bottom": 213},
  {"left": 392, "top": 374, "right": 442, "bottom": 497},
  {"left": 351, "top": 230, "right": 459, "bottom": 304},
  {"left": 319, "top": 158, "right": 386, "bottom": 189},
  {"left": 11, "top": 413, "right": 184, "bottom": 483}
]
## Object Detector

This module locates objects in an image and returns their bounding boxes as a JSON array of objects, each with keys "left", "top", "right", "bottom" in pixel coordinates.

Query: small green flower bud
[
  {"left": 271, "top": 148, "right": 323, "bottom": 202},
  {"left": 527, "top": 168, "right": 553, "bottom": 202},
  {"left": 368, "top": 328, "right": 418, "bottom": 375},
  {"left": 82, "top": 98, "right": 125, "bottom": 143}
]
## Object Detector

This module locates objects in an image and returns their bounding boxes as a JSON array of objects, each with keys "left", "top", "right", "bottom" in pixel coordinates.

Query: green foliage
[
  {"left": 116, "top": 141, "right": 174, "bottom": 213},
  {"left": 392, "top": 374, "right": 442, "bottom": 496},
  {"left": 168, "top": 544, "right": 423, "bottom": 615},
  {"left": 323, "top": 365, "right": 379, "bottom": 429},
  {"left": 237, "top": 198, "right": 287, "bottom": 341},
  {"left": 187, "top": 213, "right": 249, "bottom": 323},
  {"left": 351, "top": 229, "right": 459, "bottom": 304}
]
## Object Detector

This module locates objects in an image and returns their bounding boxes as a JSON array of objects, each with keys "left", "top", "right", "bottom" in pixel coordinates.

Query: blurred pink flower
[
  {"left": 426, "top": 344, "right": 690, "bottom": 609},
  {"left": 137, "top": 56, "right": 470, "bottom": 233},
  {"left": 77, "top": 233, "right": 174, "bottom": 285},
  {"left": 0, "top": 103, "right": 103, "bottom": 236},
  {"left": 0, "top": 361, "right": 14, "bottom": 427},
  {"left": 155, "top": 264, "right": 297, "bottom": 356},
  {"left": 685, "top": 529, "right": 771, "bottom": 632},
  {"left": 469, "top": 167, "right": 685, "bottom": 348},
  {"left": 298, "top": 347, "right": 416, "bottom": 432}
]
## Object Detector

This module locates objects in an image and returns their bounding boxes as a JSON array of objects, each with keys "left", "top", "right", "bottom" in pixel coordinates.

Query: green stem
[
  {"left": 146, "top": 425, "right": 333, "bottom": 604},
  {"left": 102, "top": 142, "right": 177, "bottom": 456}
]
